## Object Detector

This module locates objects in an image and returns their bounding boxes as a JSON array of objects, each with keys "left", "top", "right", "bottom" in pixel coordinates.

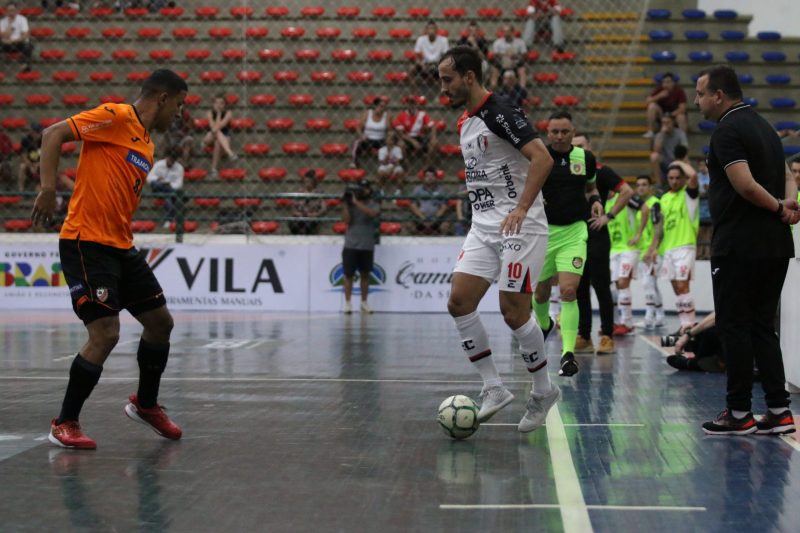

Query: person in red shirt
[
  {"left": 391, "top": 95, "right": 438, "bottom": 167},
  {"left": 31, "top": 70, "right": 188, "bottom": 450},
  {"left": 645, "top": 72, "right": 688, "bottom": 137}
]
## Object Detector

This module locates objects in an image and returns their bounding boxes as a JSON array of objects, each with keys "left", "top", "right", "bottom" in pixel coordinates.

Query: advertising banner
[{"left": 0, "top": 244, "right": 70, "bottom": 309}]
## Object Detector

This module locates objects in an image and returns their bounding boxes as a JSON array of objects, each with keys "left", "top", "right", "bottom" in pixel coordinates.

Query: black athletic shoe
[
  {"left": 541, "top": 316, "right": 555, "bottom": 341},
  {"left": 756, "top": 410, "right": 796, "bottom": 435},
  {"left": 558, "top": 352, "right": 578, "bottom": 377},
  {"left": 666, "top": 354, "right": 695, "bottom": 371},
  {"left": 702, "top": 409, "right": 757, "bottom": 435}
]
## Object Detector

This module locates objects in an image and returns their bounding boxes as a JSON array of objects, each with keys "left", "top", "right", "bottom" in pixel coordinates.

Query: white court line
[
  {"left": 440, "top": 504, "right": 706, "bottom": 512},
  {"left": 0, "top": 376, "right": 537, "bottom": 384},
  {"left": 638, "top": 335, "right": 671, "bottom": 356},
  {"left": 780, "top": 435, "right": 800, "bottom": 451},
  {"left": 545, "top": 403, "right": 593, "bottom": 533},
  {"left": 482, "top": 423, "right": 645, "bottom": 428}
]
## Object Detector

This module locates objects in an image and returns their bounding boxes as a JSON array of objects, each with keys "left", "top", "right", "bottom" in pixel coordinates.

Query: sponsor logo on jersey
[
  {"left": 500, "top": 241, "right": 522, "bottom": 251},
  {"left": 80, "top": 119, "right": 113, "bottom": 134},
  {"left": 95, "top": 286, "right": 109, "bottom": 302},
  {"left": 499, "top": 164, "right": 518, "bottom": 199},
  {"left": 468, "top": 188, "right": 495, "bottom": 211},
  {"left": 126, "top": 150, "right": 152, "bottom": 174},
  {"left": 465, "top": 157, "right": 478, "bottom": 170},
  {"left": 465, "top": 169, "right": 488, "bottom": 182},
  {"left": 477, "top": 134, "right": 488, "bottom": 153},
  {"left": 495, "top": 114, "right": 520, "bottom": 144},
  {"left": 570, "top": 161, "right": 585, "bottom": 175}
]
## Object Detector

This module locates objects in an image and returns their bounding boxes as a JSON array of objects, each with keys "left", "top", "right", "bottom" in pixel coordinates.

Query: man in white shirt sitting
[
  {"left": 409, "top": 20, "right": 449, "bottom": 90},
  {"left": 491, "top": 25, "right": 528, "bottom": 89},
  {"left": 146, "top": 150, "right": 184, "bottom": 229},
  {"left": 0, "top": 2, "right": 33, "bottom": 71}
]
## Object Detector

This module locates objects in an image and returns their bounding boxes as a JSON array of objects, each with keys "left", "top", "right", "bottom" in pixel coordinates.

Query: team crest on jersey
[
  {"left": 477, "top": 134, "right": 488, "bottom": 153},
  {"left": 95, "top": 287, "right": 109, "bottom": 303},
  {"left": 570, "top": 161, "right": 585, "bottom": 175},
  {"left": 572, "top": 257, "right": 583, "bottom": 269}
]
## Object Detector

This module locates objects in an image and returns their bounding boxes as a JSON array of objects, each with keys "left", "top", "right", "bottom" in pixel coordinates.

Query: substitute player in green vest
[
  {"left": 606, "top": 190, "right": 649, "bottom": 335},
  {"left": 791, "top": 159, "right": 800, "bottom": 204},
  {"left": 634, "top": 175, "right": 665, "bottom": 328},
  {"left": 533, "top": 111, "right": 604, "bottom": 376},
  {"left": 659, "top": 163, "right": 700, "bottom": 329}
]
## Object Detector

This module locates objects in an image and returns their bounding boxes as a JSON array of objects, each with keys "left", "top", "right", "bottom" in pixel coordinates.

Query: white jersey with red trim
[{"left": 457, "top": 93, "right": 547, "bottom": 235}]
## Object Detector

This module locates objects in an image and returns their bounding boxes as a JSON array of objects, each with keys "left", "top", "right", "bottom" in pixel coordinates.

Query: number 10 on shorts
[{"left": 507, "top": 262, "right": 523, "bottom": 279}]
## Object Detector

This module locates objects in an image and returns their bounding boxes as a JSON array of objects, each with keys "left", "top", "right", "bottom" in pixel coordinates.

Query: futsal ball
[{"left": 437, "top": 395, "right": 480, "bottom": 440}]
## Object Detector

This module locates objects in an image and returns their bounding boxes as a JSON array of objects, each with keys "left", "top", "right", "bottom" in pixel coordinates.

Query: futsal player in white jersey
[{"left": 438, "top": 46, "right": 558, "bottom": 433}]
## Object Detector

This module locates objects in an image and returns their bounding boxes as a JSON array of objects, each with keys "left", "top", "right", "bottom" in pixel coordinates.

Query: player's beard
[{"left": 448, "top": 87, "right": 468, "bottom": 109}]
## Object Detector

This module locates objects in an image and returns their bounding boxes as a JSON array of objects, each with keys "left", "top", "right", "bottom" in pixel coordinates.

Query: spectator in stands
[
  {"left": 644, "top": 73, "right": 688, "bottom": 137},
  {"left": 0, "top": 127, "right": 13, "bottom": 186},
  {"left": 410, "top": 20, "right": 449, "bottom": 90},
  {"left": 392, "top": 95, "right": 438, "bottom": 168},
  {"left": 1, "top": 2, "right": 33, "bottom": 72},
  {"left": 496, "top": 69, "right": 529, "bottom": 108},
  {"left": 146, "top": 149, "right": 184, "bottom": 228},
  {"left": 457, "top": 22, "right": 490, "bottom": 85},
  {"left": 351, "top": 96, "right": 388, "bottom": 169},
  {"left": 377, "top": 132, "right": 405, "bottom": 190},
  {"left": 490, "top": 25, "right": 528, "bottom": 89},
  {"left": 203, "top": 95, "right": 237, "bottom": 178},
  {"left": 649, "top": 114, "right": 688, "bottom": 185},
  {"left": 522, "top": 0, "right": 566, "bottom": 52},
  {"left": 696, "top": 157, "right": 710, "bottom": 196},
  {"left": 52, "top": 168, "right": 75, "bottom": 225},
  {"left": 409, "top": 167, "right": 451, "bottom": 235},
  {"left": 17, "top": 123, "right": 42, "bottom": 191},
  {"left": 454, "top": 185, "right": 472, "bottom": 236},
  {"left": 165, "top": 106, "right": 193, "bottom": 169},
  {"left": 341, "top": 179, "right": 380, "bottom": 314},
  {"left": 289, "top": 169, "right": 327, "bottom": 235}
]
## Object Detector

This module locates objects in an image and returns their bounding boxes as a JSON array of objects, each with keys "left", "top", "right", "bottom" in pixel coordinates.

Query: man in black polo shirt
[{"left": 696, "top": 65, "right": 799, "bottom": 436}]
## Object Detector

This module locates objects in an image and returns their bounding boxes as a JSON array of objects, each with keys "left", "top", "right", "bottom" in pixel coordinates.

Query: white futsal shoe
[
  {"left": 477, "top": 385, "right": 514, "bottom": 423},
  {"left": 518, "top": 385, "right": 561, "bottom": 433}
]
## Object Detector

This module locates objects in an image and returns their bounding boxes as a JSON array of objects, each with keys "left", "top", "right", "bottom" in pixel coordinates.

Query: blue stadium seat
[
  {"left": 762, "top": 51, "right": 787, "bottom": 62},
  {"left": 757, "top": 31, "right": 781, "bottom": 41},
  {"left": 651, "top": 51, "right": 676, "bottom": 62},
  {"left": 647, "top": 9, "right": 671, "bottom": 20},
  {"left": 769, "top": 98, "right": 796, "bottom": 109},
  {"left": 774, "top": 121, "right": 800, "bottom": 131},
  {"left": 765, "top": 74, "right": 791, "bottom": 85},
  {"left": 682, "top": 9, "right": 706, "bottom": 19},
  {"left": 698, "top": 120, "right": 716, "bottom": 132},
  {"left": 738, "top": 73, "right": 754, "bottom": 84},
  {"left": 784, "top": 145, "right": 800, "bottom": 157},
  {"left": 649, "top": 30, "right": 673, "bottom": 41},
  {"left": 743, "top": 97, "right": 758, "bottom": 107},
  {"left": 725, "top": 51, "right": 750, "bottom": 62},
  {"left": 654, "top": 72, "right": 680, "bottom": 83},
  {"left": 714, "top": 10, "right": 738, "bottom": 19},
  {"left": 684, "top": 30, "right": 709, "bottom": 41},
  {"left": 688, "top": 51, "right": 713, "bottom": 62},
  {"left": 702, "top": 145, "right": 710, "bottom": 155},
  {"left": 720, "top": 30, "right": 745, "bottom": 40}
]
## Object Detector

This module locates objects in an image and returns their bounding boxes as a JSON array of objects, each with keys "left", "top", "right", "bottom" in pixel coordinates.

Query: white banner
[{"left": 0, "top": 244, "right": 71, "bottom": 309}]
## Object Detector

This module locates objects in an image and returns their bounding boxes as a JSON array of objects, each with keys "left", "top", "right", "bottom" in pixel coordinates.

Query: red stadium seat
[
  {"left": 306, "top": 119, "right": 332, "bottom": 130},
  {"left": 433, "top": 120, "right": 447, "bottom": 132},
  {"left": 65, "top": 27, "right": 90, "bottom": 39},
  {"left": 408, "top": 7, "right": 431, "bottom": 17},
  {"left": 552, "top": 51, "right": 577, "bottom": 62},
  {"left": 149, "top": 50, "right": 174, "bottom": 60},
  {"left": 368, "top": 49, "right": 393, "bottom": 61},
  {"left": 310, "top": 71, "right": 337, "bottom": 82},
  {"left": 236, "top": 70, "right": 262, "bottom": 83},
  {"left": 527, "top": 51, "right": 541, "bottom": 62},
  {"left": 339, "top": 168, "right": 366, "bottom": 181},
  {"left": 184, "top": 168, "right": 208, "bottom": 181},
  {"left": 258, "top": 49, "right": 284, "bottom": 61},
  {"left": 186, "top": 49, "right": 211, "bottom": 60},
  {"left": 267, "top": 118, "right": 294, "bottom": 130},
  {"left": 63, "top": 167, "right": 77, "bottom": 179},
  {"left": 389, "top": 28, "right": 413, "bottom": 40},
  {"left": 326, "top": 199, "right": 342, "bottom": 208},
  {"left": 234, "top": 198, "right": 263, "bottom": 207},
  {"left": 332, "top": 222, "right": 348, "bottom": 234},
  {"left": 1, "top": 117, "right": 27, "bottom": 129},
  {"left": 439, "top": 144, "right": 462, "bottom": 156},
  {"left": 5, "top": 220, "right": 32, "bottom": 232},
  {"left": 372, "top": 7, "right": 396, "bottom": 18},
  {"left": 62, "top": 142, "right": 75, "bottom": 156},
  {"left": 19, "top": 7, "right": 44, "bottom": 17},
  {"left": 230, "top": 6, "right": 254, "bottom": 18},
  {"left": 200, "top": 71, "right": 226, "bottom": 82},
  {"left": 301, "top": 6, "right": 325, "bottom": 17},
  {"left": 326, "top": 95, "right": 352, "bottom": 106},
  {"left": 40, "top": 49, "right": 66, "bottom": 61},
  {"left": 316, "top": 27, "right": 341, "bottom": 39},
  {"left": 283, "top": 143, "right": 311, "bottom": 154},
  {"left": 25, "top": 94, "right": 52, "bottom": 106},
  {"left": 131, "top": 221, "right": 156, "bottom": 233},
  {"left": 526, "top": 95, "right": 542, "bottom": 107},
  {"left": 184, "top": 95, "right": 202, "bottom": 106},
  {"left": 220, "top": 168, "right": 246, "bottom": 180},
  {"left": 321, "top": 143, "right": 349, "bottom": 155},
  {"left": 89, "top": 6, "right": 114, "bottom": 17},
  {"left": 385, "top": 71, "right": 409, "bottom": 82},
  {"left": 102, "top": 27, "right": 126, "bottom": 39},
  {"left": 298, "top": 167, "right": 326, "bottom": 179},
  {"left": 138, "top": 28, "right": 162, "bottom": 38},
  {"left": 534, "top": 72, "right": 559, "bottom": 84},
  {"left": 30, "top": 27, "right": 54, "bottom": 39},
  {"left": 244, "top": 143, "right": 270, "bottom": 155},
  {"left": 112, "top": 49, "right": 138, "bottom": 61},
  {"left": 63, "top": 94, "right": 90, "bottom": 106},
  {"left": 337, "top": 6, "right": 360, "bottom": 17},
  {"left": 52, "top": 71, "right": 78, "bottom": 82},
  {"left": 331, "top": 49, "right": 357, "bottom": 61},
  {"left": 380, "top": 222, "right": 402, "bottom": 235},
  {"left": 295, "top": 49, "right": 321, "bottom": 61},
  {"left": 172, "top": 28, "right": 197, "bottom": 39},
  {"left": 347, "top": 71, "right": 373, "bottom": 83},
  {"left": 251, "top": 222, "right": 280, "bottom": 234},
  {"left": 343, "top": 119, "right": 361, "bottom": 131},
  {"left": 275, "top": 198, "right": 295, "bottom": 207},
  {"left": 209, "top": 27, "right": 233, "bottom": 39},
  {"left": 259, "top": 167, "right": 287, "bottom": 181},
  {"left": 195, "top": 6, "right": 219, "bottom": 18},
  {"left": 404, "top": 50, "right": 420, "bottom": 61},
  {"left": 281, "top": 27, "right": 305, "bottom": 38},
  {"left": 0, "top": 94, "right": 13, "bottom": 106},
  {"left": 193, "top": 198, "right": 221, "bottom": 207},
  {"left": 443, "top": 7, "right": 467, "bottom": 17},
  {"left": 288, "top": 94, "right": 314, "bottom": 106},
  {"left": 457, "top": 169, "right": 466, "bottom": 180},
  {"left": 127, "top": 71, "right": 150, "bottom": 82},
  {"left": 395, "top": 199, "right": 413, "bottom": 208},
  {"left": 124, "top": 7, "right": 148, "bottom": 17},
  {"left": 99, "top": 94, "right": 125, "bottom": 104},
  {"left": 159, "top": 6, "right": 184, "bottom": 17},
  {"left": 250, "top": 94, "right": 277, "bottom": 106},
  {"left": 352, "top": 27, "right": 377, "bottom": 39},
  {"left": 274, "top": 70, "right": 300, "bottom": 83},
  {"left": 477, "top": 7, "right": 502, "bottom": 18},
  {"left": 229, "top": 118, "right": 256, "bottom": 130},
  {"left": 535, "top": 119, "right": 549, "bottom": 132},
  {"left": 265, "top": 6, "right": 290, "bottom": 17},
  {"left": 222, "top": 49, "right": 246, "bottom": 60},
  {"left": 170, "top": 221, "right": 199, "bottom": 233},
  {"left": 76, "top": 49, "right": 103, "bottom": 61},
  {"left": 553, "top": 95, "right": 580, "bottom": 106},
  {"left": 194, "top": 118, "right": 210, "bottom": 130},
  {"left": 246, "top": 27, "right": 269, "bottom": 39},
  {"left": 0, "top": 196, "right": 22, "bottom": 205}
]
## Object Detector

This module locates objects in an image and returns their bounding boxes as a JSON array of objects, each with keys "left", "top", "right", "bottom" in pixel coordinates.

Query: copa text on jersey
[{"left": 468, "top": 188, "right": 495, "bottom": 211}]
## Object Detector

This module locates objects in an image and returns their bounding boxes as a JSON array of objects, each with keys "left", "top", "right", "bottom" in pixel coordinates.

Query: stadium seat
[
  {"left": 127, "top": 71, "right": 150, "bottom": 82},
  {"left": 310, "top": 71, "right": 337, "bottom": 82},
  {"left": 266, "top": 6, "right": 290, "bottom": 17},
  {"left": 372, "top": 7, "right": 396, "bottom": 18},
  {"left": 352, "top": 28, "right": 377, "bottom": 39},
  {"left": 250, "top": 94, "right": 277, "bottom": 106},
  {"left": 317, "top": 27, "right": 341, "bottom": 39},
  {"left": 388, "top": 28, "right": 413, "bottom": 40},
  {"left": 30, "top": 26, "right": 54, "bottom": 39},
  {"left": 438, "top": 144, "right": 461, "bottom": 157},
  {"left": 770, "top": 98, "right": 796, "bottom": 109},
  {"left": 172, "top": 27, "right": 197, "bottom": 39},
  {"left": 258, "top": 49, "right": 284, "bottom": 61},
  {"left": 321, "top": 143, "right": 349, "bottom": 155},
  {"left": 267, "top": 118, "right": 294, "bottom": 130},
  {"left": 326, "top": 95, "right": 352, "bottom": 106},
  {"left": 298, "top": 167, "right": 326, "bottom": 180},
  {"left": 725, "top": 51, "right": 749, "bottom": 62},
  {"left": 0, "top": 117, "right": 26, "bottom": 129},
  {"left": 758, "top": 31, "right": 782, "bottom": 41},
  {"left": 244, "top": 143, "right": 270, "bottom": 155},
  {"left": 99, "top": 94, "right": 125, "bottom": 104},
  {"left": 52, "top": 71, "right": 78, "bottom": 82},
  {"left": 766, "top": 74, "right": 791, "bottom": 85},
  {"left": 194, "top": 198, "right": 221, "bottom": 207},
  {"left": 720, "top": 30, "right": 745, "bottom": 40},
  {"left": 251, "top": 222, "right": 280, "bottom": 234},
  {"left": 16, "top": 71, "right": 41, "bottom": 82},
  {"left": 195, "top": 7, "right": 219, "bottom": 17},
  {"left": 112, "top": 49, "right": 138, "bottom": 60},
  {"left": 552, "top": 51, "right": 576, "bottom": 62},
  {"left": 343, "top": 119, "right": 361, "bottom": 131},
  {"left": 275, "top": 198, "right": 295, "bottom": 207},
  {"left": 200, "top": 71, "right": 226, "bottom": 82},
  {"left": 785, "top": 146, "right": 800, "bottom": 157},
  {"left": 331, "top": 49, "right": 357, "bottom": 61},
  {"left": 762, "top": 52, "right": 787, "bottom": 62},
  {"left": 76, "top": 49, "right": 103, "bottom": 61},
  {"left": 230, "top": 6, "right": 254, "bottom": 18},
  {"left": 339, "top": 168, "right": 366, "bottom": 181},
  {"left": 380, "top": 222, "right": 402, "bottom": 235},
  {"left": 220, "top": 168, "right": 246, "bottom": 180},
  {"left": 159, "top": 6, "right": 184, "bottom": 17},
  {"left": 222, "top": 49, "right": 247, "bottom": 60},
  {"left": 368, "top": 49, "right": 393, "bottom": 61},
  {"left": 63, "top": 167, "right": 77, "bottom": 179},
  {"left": 682, "top": 9, "right": 705, "bottom": 19},
  {"left": 281, "top": 27, "right": 305, "bottom": 38},
  {"left": 775, "top": 121, "right": 800, "bottom": 131},
  {"left": 332, "top": 222, "right": 348, "bottom": 234},
  {"left": 395, "top": 199, "right": 413, "bottom": 208},
  {"left": 229, "top": 118, "right": 256, "bottom": 130},
  {"left": 274, "top": 70, "right": 300, "bottom": 83},
  {"left": 63, "top": 95, "right": 89, "bottom": 106},
  {"left": 534, "top": 72, "right": 559, "bottom": 84},
  {"left": 184, "top": 169, "right": 208, "bottom": 181},
  {"left": 246, "top": 27, "right": 268, "bottom": 39},
  {"left": 385, "top": 71, "right": 409, "bottom": 82},
  {"left": 283, "top": 143, "right": 311, "bottom": 154},
  {"left": 89, "top": 6, "right": 114, "bottom": 17},
  {"left": 131, "top": 221, "right": 156, "bottom": 233},
  {"left": 347, "top": 71, "right": 373, "bottom": 83},
  {"left": 326, "top": 199, "right": 341, "bottom": 208},
  {"left": 259, "top": 167, "right": 287, "bottom": 181},
  {"left": 553, "top": 95, "right": 580, "bottom": 106},
  {"left": 301, "top": 6, "right": 325, "bottom": 17},
  {"left": 138, "top": 27, "right": 162, "bottom": 39},
  {"left": 0, "top": 196, "right": 22, "bottom": 205},
  {"left": 124, "top": 7, "right": 148, "bottom": 17},
  {"left": 0, "top": 94, "right": 13, "bottom": 106},
  {"left": 647, "top": 9, "right": 671, "bottom": 19},
  {"left": 234, "top": 198, "right": 263, "bottom": 207},
  {"left": 209, "top": 27, "right": 233, "bottom": 39},
  {"left": 698, "top": 120, "right": 716, "bottom": 131},
  {"left": 295, "top": 49, "right": 321, "bottom": 61},
  {"left": 150, "top": 50, "right": 174, "bottom": 60},
  {"left": 306, "top": 119, "right": 332, "bottom": 130},
  {"left": 743, "top": 97, "right": 758, "bottom": 107},
  {"left": 477, "top": 7, "right": 502, "bottom": 18},
  {"left": 443, "top": 7, "right": 467, "bottom": 18},
  {"left": 40, "top": 49, "right": 66, "bottom": 61},
  {"left": 25, "top": 94, "right": 52, "bottom": 106},
  {"left": 738, "top": 73, "right": 754, "bottom": 84},
  {"left": 338, "top": 6, "right": 360, "bottom": 17},
  {"left": 689, "top": 51, "right": 713, "bottom": 62},
  {"left": 4, "top": 219, "right": 32, "bottom": 232},
  {"left": 684, "top": 30, "right": 709, "bottom": 41},
  {"left": 713, "top": 10, "right": 738, "bottom": 19},
  {"left": 170, "top": 221, "right": 199, "bottom": 233},
  {"left": 649, "top": 30, "right": 673, "bottom": 41},
  {"left": 407, "top": 7, "right": 430, "bottom": 17},
  {"left": 288, "top": 94, "right": 313, "bottom": 106},
  {"left": 651, "top": 51, "right": 676, "bottom": 62},
  {"left": 194, "top": 119, "right": 210, "bottom": 131},
  {"left": 184, "top": 93, "right": 200, "bottom": 106},
  {"left": 65, "top": 27, "right": 90, "bottom": 39},
  {"left": 236, "top": 70, "right": 262, "bottom": 83},
  {"left": 101, "top": 27, "right": 126, "bottom": 39}
]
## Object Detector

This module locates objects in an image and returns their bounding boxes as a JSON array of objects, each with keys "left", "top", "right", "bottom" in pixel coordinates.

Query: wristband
[{"left": 775, "top": 199, "right": 784, "bottom": 216}]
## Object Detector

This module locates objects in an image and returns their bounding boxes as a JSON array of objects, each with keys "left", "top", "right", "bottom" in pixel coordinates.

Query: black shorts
[
  {"left": 59, "top": 239, "right": 166, "bottom": 324},
  {"left": 342, "top": 248, "right": 374, "bottom": 277}
]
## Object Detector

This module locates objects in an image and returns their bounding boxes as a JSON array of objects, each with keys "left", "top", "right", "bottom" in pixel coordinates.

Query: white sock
[
  {"left": 769, "top": 407, "right": 788, "bottom": 415},
  {"left": 677, "top": 293, "right": 696, "bottom": 328},
  {"left": 549, "top": 286, "right": 561, "bottom": 319},
  {"left": 618, "top": 288, "right": 633, "bottom": 326},
  {"left": 653, "top": 279, "right": 663, "bottom": 312},
  {"left": 453, "top": 311, "right": 500, "bottom": 386},
  {"left": 731, "top": 409, "right": 749, "bottom": 419},
  {"left": 643, "top": 275, "right": 656, "bottom": 320},
  {"left": 512, "top": 318, "right": 551, "bottom": 393}
]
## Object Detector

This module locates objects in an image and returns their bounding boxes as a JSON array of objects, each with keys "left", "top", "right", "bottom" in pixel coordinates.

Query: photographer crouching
[{"left": 341, "top": 179, "right": 381, "bottom": 314}]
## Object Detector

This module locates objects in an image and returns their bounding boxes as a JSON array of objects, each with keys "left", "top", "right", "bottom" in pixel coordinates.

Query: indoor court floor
[{"left": 0, "top": 310, "right": 798, "bottom": 532}]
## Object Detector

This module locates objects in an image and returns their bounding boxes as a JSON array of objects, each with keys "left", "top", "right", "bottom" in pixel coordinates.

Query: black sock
[
  {"left": 137, "top": 339, "right": 170, "bottom": 409},
  {"left": 57, "top": 354, "right": 103, "bottom": 424}
]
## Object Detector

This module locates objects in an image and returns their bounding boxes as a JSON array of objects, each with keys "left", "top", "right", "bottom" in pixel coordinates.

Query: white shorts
[
  {"left": 378, "top": 164, "right": 403, "bottom": 176},
  {"left": 637, "top": 255, "right": 663, "bottom": 278},
  {"left": 610, "top": 250, "right": 639, "bottom": 282},
  {"left": 453, "top": 226, "right": 547, "bottom": 293},
  {"left": 661, "top": 245, "right": 696, "bottom": 281}
]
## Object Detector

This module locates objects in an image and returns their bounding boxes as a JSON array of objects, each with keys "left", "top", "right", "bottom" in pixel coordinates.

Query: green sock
[
  {"left": 532, "top": 297, "right": 551, "bottom": 330},
  {"left": 560, "top": 299, "right": 579, "bottom": 354}
]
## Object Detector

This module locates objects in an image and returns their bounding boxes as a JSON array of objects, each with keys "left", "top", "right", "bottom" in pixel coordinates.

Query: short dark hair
[
  {"left": 548, "top": 110, "right": 573, "bottom": 122},
  {"left": 425, "top": 166, "right": 437, "bottom": 175},
  {"left": 673, "top": 144, "right": 688, "bottom": 160},
  {"left": 636, "top": 174, "right": 651, "bottom": 183},
  {"left": 303, "top": 169, "right": 317, "bottom": 180},
  {"left": 438, "top": 45, "right": 483, "bottom": 82},
  {"left": 667, "top": 164, "right": 685, "bottom": 177},
  {"left": 661, "top": 72, "right": 675, "bottom": 81},
  {"left": 141, "top": 69, "right": 188, "bottom": 99},
  {"left": 698, "top": 65, "right": 743, "bottom": 100},
  {"left": 574, "top": 132, "right": 590, "bottom": 142}
]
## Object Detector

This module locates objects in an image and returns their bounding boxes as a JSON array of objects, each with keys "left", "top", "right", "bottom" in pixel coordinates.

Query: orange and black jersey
[{"left": 60, "top": 103, "right": 154, "bottom": 249}]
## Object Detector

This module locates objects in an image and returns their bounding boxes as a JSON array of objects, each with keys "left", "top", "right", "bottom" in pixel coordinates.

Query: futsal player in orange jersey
[{"left": 31, "top": 70, "right": 188, "bottom": 449}]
